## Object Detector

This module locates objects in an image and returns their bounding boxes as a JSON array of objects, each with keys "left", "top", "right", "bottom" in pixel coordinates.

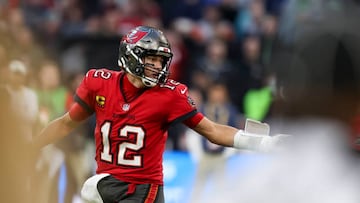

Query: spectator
[
  {"left": 234, "top": 0, "right": 266, "bottom": 39},
  {"left": 33, "top": 60, "right": 67, "bottom": 203},
  {"left": 243, "top": 73, "right": 276, "bottom": 121},
  {"left": 5, "top": 59, "right": 38, "bottom": 142},
  {"left": 190, "top": 37, "right": 237, "bottom": 100},
  {"left": 36, "top": 60, "right": 67, "bottom": 123},
  {"left": 231, "top": 34, "right": 266, "bottom": 113}
]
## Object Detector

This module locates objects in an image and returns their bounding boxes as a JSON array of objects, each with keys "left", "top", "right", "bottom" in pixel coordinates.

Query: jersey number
[
  {"left": 160, "top": 79, "right": 179, "bottom": 90},
  {"left": 100, "top": 122, "right": 144, "bottom": 167},
  {"left": 92, "top": 69, "right": 111, "bottom": 79}
]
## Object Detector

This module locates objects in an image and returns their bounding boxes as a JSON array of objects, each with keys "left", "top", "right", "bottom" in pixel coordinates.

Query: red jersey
[{"left": 71, "top": 69, "right": 202, "bottom": 185}]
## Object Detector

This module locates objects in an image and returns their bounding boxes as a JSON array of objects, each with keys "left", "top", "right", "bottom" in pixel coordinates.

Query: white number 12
[{"left": 100, "top": 122, "right": 145, "bottom": 167}]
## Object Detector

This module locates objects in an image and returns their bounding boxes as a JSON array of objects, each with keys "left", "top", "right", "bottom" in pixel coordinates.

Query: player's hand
[{"left": 259, "top": 134, "right": 291, "bottom": 152}]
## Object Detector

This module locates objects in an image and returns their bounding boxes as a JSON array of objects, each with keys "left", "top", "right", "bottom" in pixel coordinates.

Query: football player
[{"left": 33, "top": 26, "right": 285, "bottom": 203}]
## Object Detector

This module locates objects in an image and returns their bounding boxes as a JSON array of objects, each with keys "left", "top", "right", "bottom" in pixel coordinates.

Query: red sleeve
[
  {"left": 167, "top": 83, "right": 198, "bottom": 124},
  {"left": 68, "top": 102, "right": 92, "bottom": 121},
  {"left": 183, "top": 112, "right": 204, "bottom": 128},
  {"left": 74, "top": 69, "right": 97, "bottom": 114},
  {"left": 67, "top": 69, "right": 99, "bottom": 121}
]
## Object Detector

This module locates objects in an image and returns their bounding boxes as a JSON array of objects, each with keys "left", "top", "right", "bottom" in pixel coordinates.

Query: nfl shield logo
[{"left": 122, "top": 103, "right": 130, "bottom": 111}]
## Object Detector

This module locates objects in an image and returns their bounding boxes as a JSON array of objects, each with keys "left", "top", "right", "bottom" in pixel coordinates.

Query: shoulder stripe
[
  {"left": 74, "top": 94, "right": 94, "bottom": 114},
  {"left": 170, "top": 109, "right": 197, "bottom": 126}
]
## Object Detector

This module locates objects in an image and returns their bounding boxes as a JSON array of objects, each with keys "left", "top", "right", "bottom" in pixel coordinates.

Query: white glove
[
  {"left": 259, "top": 134, "right": 291, "bottom": 152},
  {"left": 233, "top": 118, "right": 291, "bottom": 152}
]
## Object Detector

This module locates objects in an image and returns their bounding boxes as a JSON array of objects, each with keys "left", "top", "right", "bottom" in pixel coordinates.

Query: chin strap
[{"left": 141, "top": 77, "right": 157, "bottom": 87}]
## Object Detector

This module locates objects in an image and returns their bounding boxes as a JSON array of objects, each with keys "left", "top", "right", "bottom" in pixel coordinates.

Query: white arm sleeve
[
  {"left": 233, "top": 118, "right": 279, "bottom": 152},
  {"left": 233, "top": 130, "right": 264, "bottom": 150},
  {"left": 233, "top": 130, "right": 291, "bottom": 152}
]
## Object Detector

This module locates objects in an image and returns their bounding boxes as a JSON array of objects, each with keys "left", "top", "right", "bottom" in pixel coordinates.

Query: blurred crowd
[{"left": 1, "top": 0, "right": 360, "bottom": 203}]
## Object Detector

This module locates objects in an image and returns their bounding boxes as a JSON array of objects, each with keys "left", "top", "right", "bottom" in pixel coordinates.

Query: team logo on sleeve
[{"left": 96, "top": 95, "right": 106, "bottom": 108}]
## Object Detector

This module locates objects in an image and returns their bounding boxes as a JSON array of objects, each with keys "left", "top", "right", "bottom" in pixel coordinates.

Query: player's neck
[{"left": 126, "top": 73, "right": 145, "bottom": 88}]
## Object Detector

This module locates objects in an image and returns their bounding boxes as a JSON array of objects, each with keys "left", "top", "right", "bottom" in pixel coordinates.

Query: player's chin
[
  {"left": 144, "top": 74, "right": 159, "bottom": 81},
  {"left": 151, "top": 74, "right": 159, "bottom": 79}
]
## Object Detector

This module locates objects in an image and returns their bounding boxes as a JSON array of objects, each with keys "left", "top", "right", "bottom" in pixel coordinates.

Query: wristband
[{"left": 233, "top": 130, "right": 265, "bottom": 150}]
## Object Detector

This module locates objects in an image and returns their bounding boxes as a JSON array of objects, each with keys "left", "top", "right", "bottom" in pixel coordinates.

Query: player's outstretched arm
[
  {"left": 192, "top": 117, "right": 238, "bottom": 147},
  {"left": 192, "top": 117, "right": 285, "bottom": 152},
  {"left": 33, "top": 112, "right": 80, "bottom": 149}
]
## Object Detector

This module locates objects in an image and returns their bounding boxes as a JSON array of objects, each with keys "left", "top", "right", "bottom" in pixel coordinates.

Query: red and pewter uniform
[{"left": 69, "top": 68, "right": 203, "bottom": 185}]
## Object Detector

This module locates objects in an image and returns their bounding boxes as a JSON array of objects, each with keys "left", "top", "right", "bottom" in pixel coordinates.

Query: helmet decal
[{"left": 124, "top": 29, "right": 148, "bottom": 44}]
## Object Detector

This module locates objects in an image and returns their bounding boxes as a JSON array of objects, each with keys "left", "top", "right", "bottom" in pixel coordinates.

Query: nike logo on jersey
[{"left": 180, "top": 87, "right": 187, "bottom": 94}]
